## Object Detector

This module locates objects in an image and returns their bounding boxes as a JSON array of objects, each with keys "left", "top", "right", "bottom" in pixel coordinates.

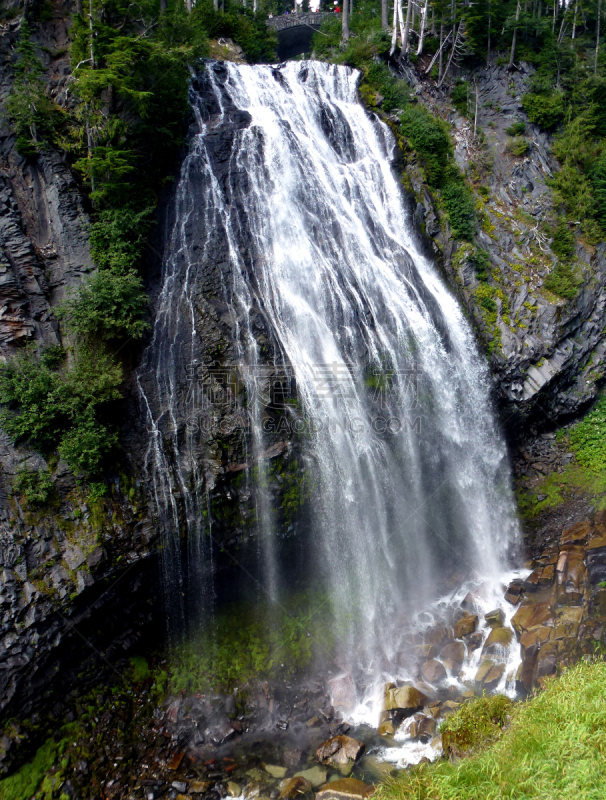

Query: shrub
[
  {"left": 550, "top": 222, "right": 575, "bottom": 261},
  {"left": 14, "top": 468, "right": 54, "bottom": 507},
  {"left": 58, "top": 414, "right": 119, "bottom": 476},
  {"left": 88, "top": 207, "right": 153, "bottom": 273},
  {"left": 569, "top": 394, "right": 606, "bottom": 473},
  {"left": 443, "top": 182, "right": 476, "bottom": 240},
  {"left": 469, "top": 248, "right": 490, "bottom": 281},
  {"left": 544, "top": 261, "right": 581, "bottom": 300},
  {"left": 364, "top": 63, "right": 409, "bottom": 112},
  {"left": 505, "top": 120, "right": 526, "bottom": 136},
  {"left": 0, "top": 346, "right": 70, "bottom": 452},
  {"left": 57, "top": 269, "right": 148, "bottom": 342},
  {"left": 0, "top": 346, "right": 122, "bottom": 476},
  {"left": 399, "top": 105, "right": 453, "bottom": 188},
  {"left": 522, "top": 91, "right": 564, "bottom": 129},
  {"left": 451, "top": 79, "right": 470, "bottom": 116},
  {"left": 506, "top": 136, "right": 530, "bottom": 156}
]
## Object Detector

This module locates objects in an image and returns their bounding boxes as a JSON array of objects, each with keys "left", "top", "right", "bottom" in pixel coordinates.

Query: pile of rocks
[{"left": 508, "top": 512, "right": 606, "bottom": 694}]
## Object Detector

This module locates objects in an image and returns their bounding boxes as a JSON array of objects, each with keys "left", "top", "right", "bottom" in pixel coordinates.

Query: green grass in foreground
[{"left": 376, "top": 659, "right": 606, "bottom": 800}]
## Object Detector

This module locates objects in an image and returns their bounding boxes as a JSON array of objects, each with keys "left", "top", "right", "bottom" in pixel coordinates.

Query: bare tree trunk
[
  {"left": 572, "top": 0, "right": 578, "bottom": 38},
  {"left": 341, "top": 0, "right": 350, "bottom": 41},
  {"left": 381, "top": 0, "right": 388, "bottom": 29},
  {"left": 390, "top": 0, "right": 399, "bottom": 55},
  {"left": 416, "top": 0, "right": 429, "bottom": 55},
  {"left": 552, "top": 0, "right": 557, "bottom": 33},
  {"left": 89, "top": 0, "right": 95, "bottom": 68},
  {"left": 473, "top": 79, "right": 479, "bottom": 138},
  {"left": 401, "top": 0, "right": 413, "bottom": 59},
  {"left": 438, "top": 19, "right": 444, "bottom": 80},
  {"left": 186, "top": 0, "right": 192, "bottom": 12},
  {"left": 212, "top": 0, "right": 218, "bottom": 9},
  {"left": 508, "top": 0, "right": 521, "bottom": 69},
  {"left": 597, "top": 0, "right": 603, "bottom": 71}
]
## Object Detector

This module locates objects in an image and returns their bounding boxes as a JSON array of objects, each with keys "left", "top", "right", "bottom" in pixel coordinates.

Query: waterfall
[{"left": 137, "top": 59, "right": 520, "bottom": 685}]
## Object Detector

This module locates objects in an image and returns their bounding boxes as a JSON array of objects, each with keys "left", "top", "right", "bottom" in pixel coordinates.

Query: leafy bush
[
  {"left": 569, "top": 394, "right": 606, "bottom": 473},
  {"left": 550, "top": 222, "right": 575, "bottom": 260},
  {"left": 0, "top": 346, "right": 122, "bottom": 476},
  {"left": 14, "top": 468, "right": 54, "bottom": 507},
  {"left": 364, "top": 63, "right": 409, "bottom": 112},
  {"left": 505, "top": 120, "right": 526, "bottom": 136},
  {"left": 443, "top": 182, "right": 476, "bottom": 240},
  {"left": 475, "top": 284, "right": 498, "bottom": 315},
  {"left": 57, "top": 270, "right": 148, "bottom": 341},
  {"left": 544, "top": 261, "right": 581, "bottom": 299},
  {"left": 469, "top": 248, "right": 490, "bottom": 281},
  {"left": 88, "top": 207, "right": 153, "bottom": 273},
  {"left": 451, "top": 79, "right": 470, "bottom": 116},
  {"left": 506, "top": 136, "right": 530, "bottom": 156},
  {"left": 58, "top": 413, "right": 119, "bottom": 476},
  {"left": 522, "top": 91, "right": 564, "bottom": 129},
  {"left": 399, "top": 105, "right": 453, "bottom": 188}
]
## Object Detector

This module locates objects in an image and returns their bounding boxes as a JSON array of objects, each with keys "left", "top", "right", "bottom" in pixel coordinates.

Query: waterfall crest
[{"left": 137, "top": 60, "right": 519, "bottom": 681}]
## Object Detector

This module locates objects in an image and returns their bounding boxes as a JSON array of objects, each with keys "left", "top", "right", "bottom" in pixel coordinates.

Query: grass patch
[
  {"left": 569, "top": 394, "right": 606, "bottom": 473},
  {"left": 441, "top": 695, "right": 513, "bottom": 758},
  {"left": 0, "top": 736, "right": 66, "bottom": 800},
  {"left": 170, "top": 592, "right": 334, "bottom": 693},
  {"left": 376, "top": 659, "right": 606, "bottom": 800}
]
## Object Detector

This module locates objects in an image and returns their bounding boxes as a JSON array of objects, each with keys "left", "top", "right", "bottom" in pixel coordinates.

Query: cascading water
[{"left": 137, "top": 60, "right": 520, "bottom": 702}]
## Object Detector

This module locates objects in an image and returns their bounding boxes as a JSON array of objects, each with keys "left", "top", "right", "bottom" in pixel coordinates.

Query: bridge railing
[{"left": 267, "top": 11, "right": 334, "bottom": 32}]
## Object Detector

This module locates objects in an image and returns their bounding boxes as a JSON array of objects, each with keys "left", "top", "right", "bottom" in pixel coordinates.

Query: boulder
[
  {"left": 454, "top": 613, "right": 478, "bottom": 638},
  {"left": 560, "top": 520, "right": 591, "bottom": 546},
  {"left": 315, "top": 735, "right": 364, "bottom": 767},
  {"left": 329, "top": 674, "right": 357, "bottom": 714},
  {"left": 519, "top": 625, "right": 551, "bottom": 655},
  {"left": 483, "top": 626, "right": 513, "bottom": 654},
  {"left": 279, "top": 777, "right": 312, "bottom": 799},
  {"left": 265, "top": 765, "right": 287, "bottom": 779},
  {"left": 439, "top": 641, "right": 465, "bottom": 674},
  {"left": 382, "top": 684, "right": 427, "bottom": 714},
  {"left": 420, "top": 659, "right": 447, "bottom": 685},
  {"left": 423, "top": 625, "right": 450, "bottom": 646},
  {"left": 227, "top": 783, "right": 242, "bottom": 797},
  {"left": 504, "top": 580, "right": 524, "bottom": 605},
  {"left": 553, "top": 606, "right": 583, "bottom": 641},
  {"left": 282, "top": 749, "right": 303, "bottom": 769},
  {"left": 293, "top": 768, "right": 327, "bottom": 789},
  {"left": 409, "top": 714, "right": 436, "bottom": 743},
  {"left": 377, "top": 719, "right": 395, "bottom": 736},
  {"left": 484, "top": 608, "right": 504, "bottom": 627},
  {"left": 511, "top": 601, "right": 553, "bottom": 635},
  {"left": 555, "top": 551, "right": 586, "bottom": 605},
  {"left": 475, "top": 659, "right": 505, "bottom": 691},
  {"left": 315, "top": 778, "right": 374, "bottom": 800}
]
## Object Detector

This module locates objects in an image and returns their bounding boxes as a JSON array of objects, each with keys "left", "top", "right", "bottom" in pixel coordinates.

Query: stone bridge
[{"left": 267, "top": 11, "right": 334, "bottom": 60}]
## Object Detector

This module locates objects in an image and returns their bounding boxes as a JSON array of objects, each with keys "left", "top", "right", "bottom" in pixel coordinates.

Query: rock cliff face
[
  {"left": 406, "top": 64, "right": 606, "bottom": 432},
  {"left": 0, "top": 9, "right": 163, "bottom": 745}
]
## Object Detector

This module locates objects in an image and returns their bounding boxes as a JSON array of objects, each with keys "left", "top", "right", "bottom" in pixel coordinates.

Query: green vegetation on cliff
[
  {"left": 376, "top": 659, "right": 606, "bottom": 800},
  {"left": 1, "top": 0, "right": 275, "bottom": 484}
]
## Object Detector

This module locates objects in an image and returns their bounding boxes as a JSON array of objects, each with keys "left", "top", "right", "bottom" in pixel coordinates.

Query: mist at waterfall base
[{"left": 138, "top": 59, "right": 521, "bottom": 730}]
